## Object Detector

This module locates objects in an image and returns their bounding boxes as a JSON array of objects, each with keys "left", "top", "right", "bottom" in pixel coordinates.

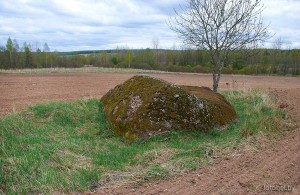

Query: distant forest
[{"left": 1, "top": 37, "right": 299, "bottom": 75}]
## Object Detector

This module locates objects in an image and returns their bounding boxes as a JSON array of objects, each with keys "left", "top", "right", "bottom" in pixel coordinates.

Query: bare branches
[{"left": 169, "top": 0, "right": 269, "bottom": 92}]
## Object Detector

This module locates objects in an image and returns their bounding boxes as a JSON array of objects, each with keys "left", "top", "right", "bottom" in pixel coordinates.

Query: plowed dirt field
[{"left": 0, "top": 72, "right": 299, "bottom": 194}]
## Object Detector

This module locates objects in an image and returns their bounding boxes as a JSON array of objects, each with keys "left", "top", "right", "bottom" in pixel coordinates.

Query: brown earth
[{"left": 0, "top": 72, "right": 299, "bottom": 194}]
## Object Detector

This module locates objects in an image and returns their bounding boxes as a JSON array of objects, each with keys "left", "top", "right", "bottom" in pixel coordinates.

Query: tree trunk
[
  {"left": 46, "top": 52, "right": 48, "bottom": 67},
  {"left": 213, "top": 74, "right": 218, "bottom": 92},
  {"left": 212, "top": 68, "right": 222, "bottom": 92},
  {"left": 9, "top": 52, "right": 12, "bottom": 68}
]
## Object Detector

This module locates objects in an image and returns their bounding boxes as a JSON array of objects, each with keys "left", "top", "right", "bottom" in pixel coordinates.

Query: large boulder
[{"left": 101, "top": 76, "right": 237, "bottom": 139}]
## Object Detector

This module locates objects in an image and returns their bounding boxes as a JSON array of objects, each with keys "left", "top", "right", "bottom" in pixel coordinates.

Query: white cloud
[
  {"left": 262, "top": 0, "right": 300, "bottom": 48},
  {"left": 0, "top": 0, "right": 299, "bottom": 51}
]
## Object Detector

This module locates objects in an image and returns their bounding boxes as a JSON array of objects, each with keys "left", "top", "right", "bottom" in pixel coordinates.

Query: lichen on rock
[{"left": 101, "top": 75, "right": 237, "bottom": 139}]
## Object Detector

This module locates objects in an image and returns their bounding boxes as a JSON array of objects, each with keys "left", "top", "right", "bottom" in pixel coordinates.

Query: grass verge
[
  {"left": 0, "top": 89, "right": 291, "bottom": 194},
  {"left": 0, "top": 67, "right": 163, "bottom": 74}
]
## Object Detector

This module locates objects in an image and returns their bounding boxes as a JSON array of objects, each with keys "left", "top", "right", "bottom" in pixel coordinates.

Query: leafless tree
[
  {"left": 152, "top": 36, "right": 160, "bottom": 50},
  {"left": 271, "top": 36, "right": 283, "bottom": 74},
  {"left": 43, "top": 43, "right": 50, "bottom": 67},
  {"left": 152, "top": 36, "right": 160, "bottom": 65},
  {"left": 272, "top": 37, "right": 283, "bottom": 50},
  {"left": 170, "top": 0, "right": 269, "bottom": 92}
]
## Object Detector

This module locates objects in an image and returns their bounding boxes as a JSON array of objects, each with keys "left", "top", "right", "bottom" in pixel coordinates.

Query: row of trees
[
  {"left": 0, "top": 37, "right": 299, "bottom": 75},
  {"left": 0, "top": 37, "right": 50, "bottom": 69}
]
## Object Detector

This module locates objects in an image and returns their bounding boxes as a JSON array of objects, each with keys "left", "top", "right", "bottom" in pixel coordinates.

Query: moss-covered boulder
[{"left": 101, "top": 76, "right": 237, "bottom": 139}]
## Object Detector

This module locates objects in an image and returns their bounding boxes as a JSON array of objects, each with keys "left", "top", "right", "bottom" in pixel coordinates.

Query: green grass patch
[{"left": 0, "top": 89, "right": 291, "bottom": 194}]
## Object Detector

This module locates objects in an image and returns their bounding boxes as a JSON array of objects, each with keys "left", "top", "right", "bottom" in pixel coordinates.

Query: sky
[{"left": 0, "top": 0, "right": 299, "bottom": 51}]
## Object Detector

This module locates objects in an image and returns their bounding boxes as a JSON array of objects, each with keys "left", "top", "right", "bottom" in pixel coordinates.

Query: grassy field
[
  {"left": 0, "top": 89, "right": 291, "bottom": 194},
  {"left": 0, "top": 67, "right": 163, "bottom": 74}
]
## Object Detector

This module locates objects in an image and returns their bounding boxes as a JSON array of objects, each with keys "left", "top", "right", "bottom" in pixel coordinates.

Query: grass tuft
[{"left": 0, "top": 89, "right": 291, "bottom": 194}]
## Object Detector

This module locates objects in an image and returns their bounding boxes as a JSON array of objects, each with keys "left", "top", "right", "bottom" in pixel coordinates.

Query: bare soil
[{"left": 0, "top": 72, "right": 299, "bottom": 194}]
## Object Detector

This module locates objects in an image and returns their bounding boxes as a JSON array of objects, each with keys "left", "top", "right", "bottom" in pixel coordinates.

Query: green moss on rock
[{"left": 101, "top": 76, "right": 237, "bottom": 139}]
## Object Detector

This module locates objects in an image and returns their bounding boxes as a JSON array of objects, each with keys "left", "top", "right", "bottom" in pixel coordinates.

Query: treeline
[{"left": 0, "top": 37, "right": 299, "bottom": 75}]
